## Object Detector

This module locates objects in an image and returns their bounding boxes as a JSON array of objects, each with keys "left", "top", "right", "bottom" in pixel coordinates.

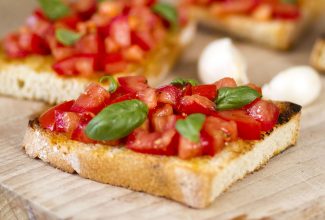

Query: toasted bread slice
[
  {"left": 188, "top": 3, "right": 316, "bottom": 50},
  {"left": 310, "top": 36, "right": 325, "bottom": 72},
  {"left": 0, "top": 22, "right": 196, "bottom": 104},
  {"left": 22, "top": 102, "right": 301, "bottom": 208}
]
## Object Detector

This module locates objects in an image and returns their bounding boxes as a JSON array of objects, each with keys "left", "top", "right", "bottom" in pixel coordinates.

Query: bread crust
[
  {"left": 0, "top": 22, "right": 196, "bottom": 104},
  {"left": 22, "top": 102, "right": 301, "bottom": 208},
  {"left": 188, "top": 5, "right": 313, "bottom": 50},
  {"left": 310, "top": 37, "right": 325, "bottom": 72}
]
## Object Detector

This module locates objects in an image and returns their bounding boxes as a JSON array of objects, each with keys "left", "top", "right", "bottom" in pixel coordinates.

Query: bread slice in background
[
  {"left": 311, "top": 36, "right": 325, "bottom": 72},
  {"left": 188, "top": 1, "right": 320, "bottom": 50},
  {"left": 22, "top": 102, "right": 301, "bottom": 208},
  {"left": 0, "top": 22, "right": 196, "bottom": 104}
]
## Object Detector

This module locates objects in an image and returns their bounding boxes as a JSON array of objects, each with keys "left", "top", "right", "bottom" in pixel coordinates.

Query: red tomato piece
[
  {"left": 71, "top": 112, "right": 96, "bottom": 144},
  {"left": 214, "top": 77, "right": 237, "bottom": 90},
  {"left": 178, "top": 94, "right": 216, "bottom": 115},
  {"left": 137, "top": 88, "right": 157, "bottom": 109},
  {"left": 211, "top": 0, "right": 259, "bottom": 15},
  {"left": 52, "top": 54, "right": 96, "bottom": 76},
  {"left": 18, "top": 32, "right": 50, "bottom": 55},
  {"left": 178, "top": 136, "right": 204, "bottom": 159},
  {"left": 273, "top": 3, "right": 300, "bottom": 20},
  {"left": 127, "top": 129, "right": 178, "bottom": 156},
  {"left": 39, "top": 100, "right": 75, "bottom": 131},
  {"left": 26, "top": 10, "right": 51, "bottom": 37},
  {"left": 102, "top": 53, "right": 128, "bottom": 74},
  {"left": 157, "top": 85, "right": 183, "bottom": 107},
  {"left": 200, "top": 130, "right": 224, "bottom": 157},
  {"left": 118, "top": 75, "right": 149, "bottom": 93},
  {"left": 57, "top": 14, "right": 81, "bottom": 29},
  {"left": 217, "top": 110, "right": 262, "bottom": 140},
  {"left": 76, "top": 33, "right": 100, "bottom": 54},
  {"left": 54, "top": 111, "right": 81, "bottom": 135},
  {"left": 131, "top": 31, "right": 154, "bottom": 51},
  {"left": 109, "top": 15, "right": 131, "bottom": 48},
  {"left": 203, "top": 116, "right": 238, "bottom": 142},
  {"left": 71, "top": 83, "right": 111, "bottom": 114},
  {"left": 246, "top": 99, "right": 279, "bottom": 132},
  {"left": 3, "top": 34, "right": 28, "bottom": 58},
  {"left": 152, "top": 115, "right": 178, "bottom": 133},
  {"left": 72, "top": 0, "right": 97, "bottom": 20},
  {"left": 246, "top": 83, "right": 262, "bottom": 94},
  {"left": 191, "top": 84, "right": 217, "bottom": 100}
]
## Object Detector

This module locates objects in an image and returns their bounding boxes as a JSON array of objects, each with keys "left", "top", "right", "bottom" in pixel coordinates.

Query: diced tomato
[
  {"left": 52, "top": 54, "right": 96, "bottom": 76},
  {"left": 137, "top": 88, "right": 157, "bottom": 109},
  {"left": 246, "top": 83, "right": 262, "bottom": 94},
  {"left": 54, "top": 111, "right": 81, "bottom": 135},
  {"left": 178, "top": 136, "right": 204, "bottom": 159},
  {"left": 182, "top": 84, "right": 193, "bottom": 96},
  {"left": 102, "top": 53, "right": 128, "bottom": 74},
  {"left": 217, "top": 110, "right": 262, "bottom": 140},
  {"left": 210, "top": 0, "right": 259, "bottom": 15},
  {"left": 109, "top": 92, "right": 137, "bottom": 104},
  {"left": 72, "top": 0, "right": 97, "bottom": 20},
  {"left": 157, "top": 85, "right": 183, "bottom": 107},
  {"left": 204, "top": 116, "right": 238, "bottom": 142},
  {"left": 214, "top": 77, "right": 237, "bottom": 90},
  {"left": 246, "top": 99, "right": 279, "bottom": 132},
  {"left": 109, "top": 15, "right": 131, "bottom": 48},
  {"left": 127, "top": 129, "right": 178, "bottom": 155},
  {"left": 76, "top": 33, "right": 99, "bottom": 54},
  {"left": 191, "top": 84, "right": 217, "bottom": 100},
  {"left": 26, "top": 10, "right": 51, "bottom": 36},
  {"left": 71, "top": 83, "right": 111, "bottom": 114},
  {"left": 39, "top": 100, "right": 75, "bottom": 131},
  {"left": 118, "top": 75, "right": 148, "bottom": 93},
  {"left": 123, "top": 45, "right": 145, "bottom": 62},
  {"left": 57, "top": 15, "right": 81, "bottom": 29},
  {"left": 18, "top": 32, "right": 50, "bottom": 55},
  {"left": 3, "top": 34, "right": 28, "bottom": 58},
  {"left": 71, "top": 112, "right": 96, "bottom": 144},
  {"left": 131, "top": 31, "right": 153, "bottom": 51},
  {"left": 178, "top": 95, "right": 216, "bottom": 115},
  {"left": 152, "top": 115, "right": 178, "bottom": 133},
  {"left": 272, "top": 3, "right": 300, "bottom": 20},
  {"left": 200, "top": 130, "right": 224, "bottom": 157}
]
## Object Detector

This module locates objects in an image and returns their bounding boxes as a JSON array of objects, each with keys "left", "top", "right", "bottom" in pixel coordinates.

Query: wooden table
[{"left": 0, "top": 1, "right": 325, "bottom": 219}]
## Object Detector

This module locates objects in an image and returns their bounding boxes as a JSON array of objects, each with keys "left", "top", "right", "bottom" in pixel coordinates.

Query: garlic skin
[
  {"left": 198, "top": 38, "right": 248, "bottom": 85},
  {"left": 262, "top": 66, "right": 322, "bottom": 106}
]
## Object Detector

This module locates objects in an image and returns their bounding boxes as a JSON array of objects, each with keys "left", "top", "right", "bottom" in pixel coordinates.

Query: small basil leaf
[
  {"left": 99, "top": 76, "right": 119, "bottom": 93},
  {"left": 152, "top": 3, "right": 178, "bottom": 29},
  {"left": 171, "top": 78, "right": 198, "bottom": 87},
  {"left": 281, "top": 0, "right": 297, "bottom": 4},
  {"left": 85, "top": 100, "right": 148, "bottom": 141},
  {"left": 55, "top": 28, "right": 82, "bottom": 46},
  {"left": 215, "top": 86, "right": 261, "bottom": 111},
  {"left": 37, "top": 0, "right": 70, "bottom": 20},
  {"left": 176, "top": 113, "right": 206, "bottom": 143}
]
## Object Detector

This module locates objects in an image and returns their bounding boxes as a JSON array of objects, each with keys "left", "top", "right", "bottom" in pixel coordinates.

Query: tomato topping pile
[
  {"left": 3, "top": 0, "right": 187, "bottom": 77},
  {"left": 39, "top": 76, "right": 280, "bottom": 159},
  {"left": 184, "top": 0, "right": 301, "bottom": 20}
]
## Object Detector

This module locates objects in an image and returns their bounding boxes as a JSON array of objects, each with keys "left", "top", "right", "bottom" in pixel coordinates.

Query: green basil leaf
[
  {"left": 37, "top": 0, "right": 70, "bottom": 20},
  {"left": 176, "top": 113, "right": 206, "bottom": 143},
  {"left": 85, "top": 100, "right": 148, "bottom": 141},
  {"left": 152, "top": 3, "right": 178, "bottom": 29},
  {"left": 281, "top": 0, "right": 297, "bottom": 4},
  {"left": 171, "top": 78, "right": 198, "bottom": 87},
  {"left": 55, "top": 28, "right": 82, "bottom": 46},
  {"left": 99, "top": 76, "right": 119, "bottom": 93},
  {"left": 215, "top": 86, "right": 261, "bottom": 111}
]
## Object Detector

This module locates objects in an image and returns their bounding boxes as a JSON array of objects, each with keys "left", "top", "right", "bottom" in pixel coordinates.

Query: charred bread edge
[
  {"left": 0, "top": 22, "right": 196, "bottom": 104},
  {"left": 22, "top": 102, "right": 301, "bottom": 208},
  {"left": 189, "top": 6, "right": 313, "bottom": 50}
]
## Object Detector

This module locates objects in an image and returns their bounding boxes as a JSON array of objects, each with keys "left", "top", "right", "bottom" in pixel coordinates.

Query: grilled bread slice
[
  {"left": 311, "top": 36, "right": 325, "bottom": 72},
  {"left": 0, "top": 22, "right": 196, "bottom": 104},
  {"left": 187, "top": 1, "right": 319, "bottom": 50},
  {"left": 22, "top": 102, "right": 301, "bottom": 208}
]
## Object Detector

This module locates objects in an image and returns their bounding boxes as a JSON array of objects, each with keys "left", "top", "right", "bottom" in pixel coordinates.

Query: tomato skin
[
  {"left": 71, "top": 112, "right": 96, "bottom": 144},
  {"left": 272, "top": 3, "right": 300, "bottom": 20},
  {"left": 118, "top": 75, "right": 148, "bottom": 93},
  {"left": 39, "top": 100, "right": 75, "bottom": 131},
  {"left": 54, "top": 111, "right": 81, "bottom": 135},
  {"left": 217, "top": 110, "right": 262, "bottom": 140},
  {"left": 71, "top": 83, "right": 111, "bottom": 114},
  {"left": 178, "top": 136, "right": 204, "bottom": 159},
  {"left": 3, "top": 34, "right": 28, "bottom": 58},
  {"left": 214, "top": 77, "right": 237, "bottom": 90},
  {"left": 136, "top": 88, "right": 157, "bottom": 109},
  {"left": 18, "top": 32, "right": 50, "bottom": 55},
  {"left": 191, "top": 84, "right": 217, "bottom": 100},
  {"left": 211, "top": 0, "right": 259, "bottom": 15},
  {"left": 157, "top": 85, "right": 183, "bottom": 107},
  {"left": 204, "top": 116, "right": 238, "bottom": 142},
  {"left": 131, "top": 31, "right": 153, "bottom": 51},
  {"left": 127, "top": 129, "right": 178, "bottom": 156},
  {"left": 178, "top": 95, "right": 216, "bottom": 115},
  {"left": 200, "top": 130, "right": 223, "bottom": 157},
  {"left": 52, "top": 54, "right": 96, "bottom": 76},
  {"left": 109, "top": 15, "right": 131, "bottom": 48},
  {"left": 246, "top": 99, "right": 279, "bottom": 132}
]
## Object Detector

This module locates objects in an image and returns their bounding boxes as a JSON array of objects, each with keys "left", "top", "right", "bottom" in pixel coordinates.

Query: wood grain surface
[{"left": 0, "top": 1, "right": 325, "bottom": 219}]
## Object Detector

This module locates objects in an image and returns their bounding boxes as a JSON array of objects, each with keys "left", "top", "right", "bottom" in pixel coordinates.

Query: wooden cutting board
[{"left": 1, "top": 1, "right": 325, "bottom": 219}]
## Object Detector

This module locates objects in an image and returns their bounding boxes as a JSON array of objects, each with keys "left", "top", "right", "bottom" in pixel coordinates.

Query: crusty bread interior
[
  {"left": 0, "top": 22, "right": 196, "bottom": 104},
  {"left": 22, "top": 102, "right": 301, "bottom": 208}
]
